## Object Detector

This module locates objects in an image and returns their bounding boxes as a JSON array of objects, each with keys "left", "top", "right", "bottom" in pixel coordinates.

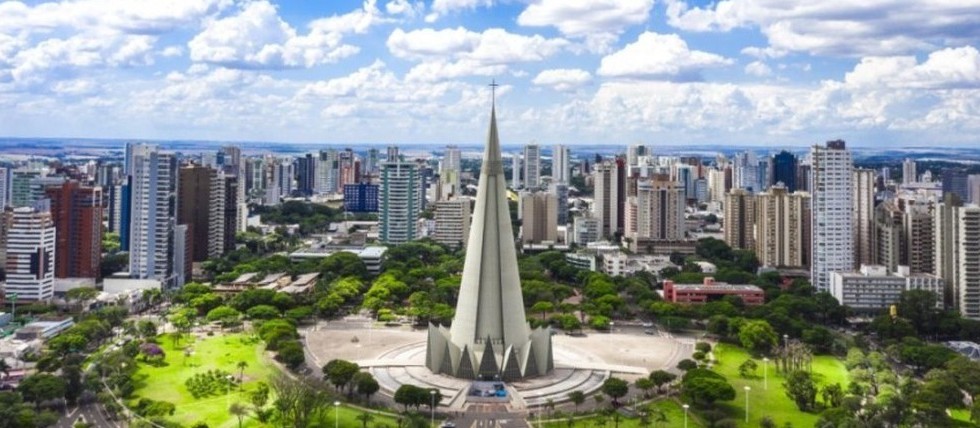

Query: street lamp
[
  {"left": 430, "top": 390, "right": 436, "bottom": 428},
  {"left": 744, "top": 386, "right": 751, "bottom": 423},
  {"left": 683, "top": 404, "right": 690, "bottom": 428},
  {"left": 783, "top": 334, "right": 789, "bottom": 349},
  {"left": 763, "top": 357, "right": 769, "bottom": 390},
  {"left": 334, "top": 401, "right": 340, "bottom": 428}
]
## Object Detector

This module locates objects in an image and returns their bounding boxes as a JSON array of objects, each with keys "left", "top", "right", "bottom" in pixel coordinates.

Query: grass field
[
  {"left": 710, "top": 343, "right": 849, "bottom": 427},
  {"left": 538, "top": 399, "right": 705, "bottom": 427},
  {"left": 132, "top": 332, "right": 401, "bottom": 428}
]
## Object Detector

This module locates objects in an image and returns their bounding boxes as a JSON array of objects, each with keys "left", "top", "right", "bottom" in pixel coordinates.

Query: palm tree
[
  {"left": 229, "top": 402, "right": 247, "bottom": 428},
  {"left": 568, "top": 391, "right": 585, "bottom": 413},
  {"left": 237, "top": 361, "right": 248, "bottom": 385},
  {"left": 356, "top": 412, "right": 374, "bottom": 428}
]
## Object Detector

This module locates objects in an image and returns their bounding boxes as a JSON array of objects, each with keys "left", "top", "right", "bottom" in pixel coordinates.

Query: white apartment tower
[
  {"left": 440, "top": 145, "right": 462, "bottom": 200},
  {"left": 523, "top": 144, "right": 541, "bottom": 189},
  {"left": 379, "top": 161, "right": 422, "bottom": 244},
  {"left": 903, "top": 158, "right": 917, "bottom": 185},
  {"left": 634, "top": 179, "right": 685, "bottom": 241},
  {"left": 957, "top": 205, "right": 980, "bottom": 319},
  {"left": 128, "top": 145, "right": 178, "bottom": 288},
  {"left": 520, "top": 191, "right": 558, "bottom": 245},
  {"left": 5, "top": 206, "right": 56, "bottom": 302},
  {"left": 810, "top": 140, "right": 854, "bottom": 291},
  {"left": 755, "top": 185, "right": 810, "bottom": 268}
]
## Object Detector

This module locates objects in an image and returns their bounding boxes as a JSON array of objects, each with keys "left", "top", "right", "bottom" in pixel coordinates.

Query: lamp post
[
  {"left": 334, "top": 401, "right": 340, "bottom": 428},
  {"left": 430, "top": 390, "right": 436, "bottom": 428},
  {"left": 744, "top": 386, "right": 751, "bottom": 423},
  {"left": 783, "top": 334, "right": 789, "bottom": 349},
  {"left": 683, "top": 404, "right": 690, "bottom": 428},
  {"left": 763, "top": 357, "right": 769, "bottom": 390}
]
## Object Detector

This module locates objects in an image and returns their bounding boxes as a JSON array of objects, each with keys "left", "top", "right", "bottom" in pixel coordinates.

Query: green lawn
[
  {"left": 710, "top": 343, "right": 849, "bottom": 428},
  {"left": 539, "top": 399, "right": 704, "bottom": 427},
  {"left": 132, "top": 333, "right": 278, "bottom": 427},
  {"left": 132, "top": 332, "right": 400, "bottom": 428}
]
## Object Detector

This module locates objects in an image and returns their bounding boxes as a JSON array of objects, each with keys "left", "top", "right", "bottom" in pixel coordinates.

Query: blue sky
[{"left": 1, "top": 0, "right": 979, "bottom": 147}]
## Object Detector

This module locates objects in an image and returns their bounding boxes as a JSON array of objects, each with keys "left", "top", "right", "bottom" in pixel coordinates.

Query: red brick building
[
  {"left": 663, "top": 277, "right": 765, "bottom": 306},
  {"left": 45, "top": 181, "right": 103, "bottom": 279}
]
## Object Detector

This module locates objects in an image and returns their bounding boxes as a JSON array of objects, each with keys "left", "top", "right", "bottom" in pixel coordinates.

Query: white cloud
[
  {"left": 0, "top": 0, "right": 230, "bottom": 35},
  {"left": 532, "top": 68, "right": 591, "bottom": 91},
  {"left": 517, "top": 0, "right": 653, "bottom": 51},
  {"left": 744, "top": 61, "right": 771, "bottom": 77},
  {"left": 426, "top": 0, "right": 492, "bottom": 22},
  {"left": 188, "top": 0, "right": 385, "bottom": 69},
  {"left": 597, "top": 32, "right": 733, "bottom": 80},
  {"left": 844, "top": 46, "right": 980, "bottom": 89},
  {"left": 388, "top": 27, "right": 568, "bottom": 80},
  {"left": 161, "top": 46, "right": 183, "bottom": 57},
  {"left": 741, "top": 46, "right": 786, "bottom": 59},
  {"left": 665, "top": 0, "right": 980, "bottom": 56},
  {"left": 385, "top": 0, "right": 424, "bottom": 18}
]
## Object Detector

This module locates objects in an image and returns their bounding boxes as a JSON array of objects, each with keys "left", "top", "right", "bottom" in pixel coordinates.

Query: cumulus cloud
[
  {"left": 188, "top": 0, "right": 385, "bottom": 69},
  {"left": 388, "top": 27, "right": 568, "bottom": 81},
  {"left": 532, "top": 68, "right": 592, "bottom": 91},
  {"left": 385, "top": 0, "right": 424, "bottom": 18},
  {"left": 844, "top": 46, "right": 980, "bottom": 89},
  {"left": 517, "top": 0, "right": 653, "bottom": 52},
  {"left": 426, "top": 0, "right": 493, "bottom": 22},
  {"left": 597, "top": 32, "right": 733, "bottom": 81},
  {"left": 744, "top": 61, "right": 772, "bottom": 77},
  {"left": 665, "top": 0, "right": 980, "bottom": 56}
]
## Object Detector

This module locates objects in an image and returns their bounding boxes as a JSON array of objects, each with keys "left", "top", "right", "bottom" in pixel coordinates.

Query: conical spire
[{"left": 426, "top": 83, "right": 552, "bottom": 379}]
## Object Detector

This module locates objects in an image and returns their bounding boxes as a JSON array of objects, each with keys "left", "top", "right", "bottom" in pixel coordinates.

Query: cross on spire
[{"left": 489, "top": 79, "right": 499, "bottom": 104}]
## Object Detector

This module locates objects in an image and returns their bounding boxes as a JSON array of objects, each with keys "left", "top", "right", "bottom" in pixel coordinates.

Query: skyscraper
[
  {"left": 511, "top": 153, "right": 522, "bottom": 189},
  {"left": 523, "top": 144, "right": 541, "bottom": 189},
  {"left": 733, "top": 151, "right": 760, "bottom": 192},
  {"left": 725, "top": 189, "right": 756, "bottom": 251},
  {"left": 771, "top": 151, "right": 797, "bottom": 191},
  {"left": 178, "top": 165, "right": 225, "bottom": 263},
  {"left": 902, "top": 158, "right": 917, "bottom": 185},
  {"left": 853, "top": 169, "right": 876, "bottom": 268},
  {"left": 0, "top": 167, "right": 9, "bottom": 209},
  {"left": 935, "top": 194, "right": 962, "bottom": 308},
  {"left": 379, "top": 161, "right": 421, "bottom": 244},
  {"left": 295, "top": 153, "right": 316, "bottom": 197},
  {"left": 810, "top": 140, "right": 854, "bottom": 291},
  {"left": 552, "top": 145, "right": 570, "bottom": 183},
  {"left": 550, "top": 182, "right": 569, "bottom": 225},
  {"left": 956, "top": 205, "right": 980, "bottom": 319},
  {"left": 520, "top": 191, "right": 558, "bottom": 245},
  {"left": 943, "top": 169, "right": 969, "bottom": 202},
  {"left": 440, "top": 145, "right": 462, "bottom": 200},
  {"left": 129, "top": 145, "right": 178, "bottom": 288},
  {"left": 45, "top": 181, "right": 102, "bottom": 279},
  {"left": 593, "top": 160, "right": 621, "bottom": 239},
  {"left": 426, "top": 96, "right": 552, "bottom": 380},
  {"left": 5, "top": 205, "right": 56, "bottom": 302},
  {"left": 633, "top": 177, "right": 685, "bottom": 241}
]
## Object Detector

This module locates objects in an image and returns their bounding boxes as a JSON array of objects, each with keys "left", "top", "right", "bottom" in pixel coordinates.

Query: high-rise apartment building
[
  {"left": 0, "top": 167, "right": 9, "bottom": 209},
  {"left": 874, "top": 201, "right": 904, "bottom": 272},
  {"left": 733, "top": 151, "right": 760, "bottom": 192},
  {"left": 755, "top": 185, "right": 810, "bottom": 268},
  {"left": 724, "top": 189, "right": 756, "bottom": 251},
  {"left": 128, "top": 145, "right": 178, "bottom": 288},
  {"left": 295, "top": 153, "right": 316, "bottom": 197},
  {"left": 943, "top": 169, "right": 970, "bottom": 202},
  {"left": 439, "top": 145, "right": 462, "bottom": 200},
  {"left": 433, "top": 199, "right": 470, "bottom": 248},
  {"left": 902, "top": 158, "right": 917, "bottom": 185},
  {"left": 853, "top": 169, "right": 876, "bottom": 268},
  {"left": 511, "top": 153, "right": 522, "bottom": 189},
  {"left": 315, "top": 150, "right": 338, "bottom": 195},
  {"left": 593, "top": 160, "right": 621, "bottom": 239},
  {"left": 5, "top": 205, "right": 56, "bottom": 302},
  {"left": 523, "top": 144, "right": 541, "bottom": 189},
  {"left": 178, "top": 165, "right": 225, "bottom": 263},
  {"left": 45, "top": 181, "right": 102, "bottom": 279},
  {"left": 550, "top": 182, "right": 569, "bottom": 225},
  {"left": 520, "top": 191, "right": 558, "bottom": 245},
  {"left": 905, "top": 203, "right": 935, "bottom": 275},
  {"left": 935, "top": 194, "right": 962, "bottom": 308},
  {"left": 379, "top": 161, "right": 421, "bottom": 244},
  {"left": 553, "top": 145, "right": 570, "bottom": 183},
  {"left": 956, "top": 205, "right": 980, "bottom": 319},
  {"left": 632, "top": 178, "right": 685, "bottom": 241},
  {"left": 10, "top": 170, "right": 41, "bottom": 208},
  {"left": 810, "top": 140, "right": 854, "bottom": 291}
]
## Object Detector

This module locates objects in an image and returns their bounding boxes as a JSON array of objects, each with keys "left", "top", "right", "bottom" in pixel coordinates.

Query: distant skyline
[{"left": 2, "top": 0, "right": 980, "bottom": 147}]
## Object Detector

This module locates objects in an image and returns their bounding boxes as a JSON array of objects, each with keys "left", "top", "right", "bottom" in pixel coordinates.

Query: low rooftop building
[{"left": 663, "top": 277, "right": 765, "bottom": 306}]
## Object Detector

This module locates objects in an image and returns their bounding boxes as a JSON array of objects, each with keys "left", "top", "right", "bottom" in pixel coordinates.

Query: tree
[
  {"left": 206, "top": 306, "right": 242, "bottom": 328},
  {"left": 739, "top": 320, "right": 778, "bottom": 354},
  {"left": 602, "top": 377, "right": 629, "bottom": 405},
  {"left": 531, "top": 301, "right": 555, "bottom": 319},
  {"left": 275, "top": 340, "right": 305, "bottom": 370},
  {"left": 784, "top": 370, "right": 817, "bottom": 411},
  {"left": 821, "top": 383, "right": 844, "bottom": 408},
  {"left": 65, "top": 287, "right": 99, "bottom": 311},
  {"left": 246, "top": 305, "right": 280, "bottom": 320},
  {"left": 270, "top": 374, "right": 332, "bottom": 428},
  {"left": 649, "top": 370, "right": 677, "bottom": 393},
  {"left": 681, "top": 371, "right": 735, "bottom": 405},
  {"left": 738, "top": 359, "right": 758, "bottom": 378},
  {"left": 236, "top": 361, "right": 248, "bottom": 384},
  {"left": 137, "top": 320, "right": 157, "bottom": 338},
  {"left": 677, "top": 359, "right": 698, "bottom": 371},
  {"left": 354, "top": 372, "right": 380, "bottom": 403},
  {"left": 635, "top": 378, "right": 655, "bottom": 398},
  {"left": 356, "top": 412, "right": 374, "bottom": 428},
  {"left": 229, "top": 402, "right": 247, "bottom": 428},
  {"left": 568, "top": 390, "right": 586, "bottom": 412},
  {"left": 18, "top": 373, "right": 66, "bottom": 405},
  {"left": 322, "top": 360, "right": 360, "bottom": 396}
]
